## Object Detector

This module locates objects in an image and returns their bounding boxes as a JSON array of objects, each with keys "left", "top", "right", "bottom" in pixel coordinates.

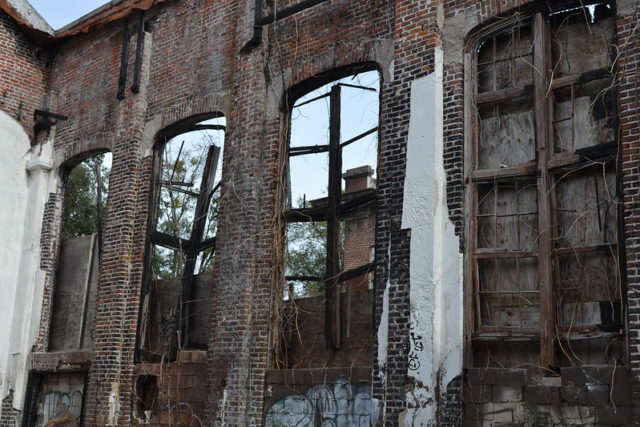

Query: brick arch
[
  {"left": 154, "top": 110, "right": 226, "bottom": 149},
  {"left": 283, "top": 61, "right": 383, "bottom": 111},
  {"left": 59, "top": 147, "right": 112, "bottom": 174},
  {"left": 57, "top": 136, "right": 114, "bottom": 171},
  {"left": 158, "top": 93, "right": 231, "bottom": 138}
]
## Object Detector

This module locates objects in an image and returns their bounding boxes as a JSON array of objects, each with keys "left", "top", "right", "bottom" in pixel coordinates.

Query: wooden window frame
[
  {"left": 285, "top": 83, "right": 377, "bottom": 351},
  {"left": 140, "top": 121, "right": 225, "bottom": 355},
  {"left": 464, "top": 6, "right": 623, "bottom": 369}
]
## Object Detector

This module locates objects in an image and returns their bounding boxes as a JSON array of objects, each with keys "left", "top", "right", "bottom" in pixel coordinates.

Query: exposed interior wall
[
  {"left": 49, "top": 234, "right": 99, "bottom": 352},
  {"left": 134, "top": 350, "right": 207, "bottom": 425},
  {"left": 282, "top": 289, "right": 373, "bottom": 369}
]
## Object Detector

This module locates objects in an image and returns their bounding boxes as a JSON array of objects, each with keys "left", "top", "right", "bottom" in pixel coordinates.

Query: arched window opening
[
  {"left": 49, "top": 152, "right": 112, "bottom": 352},
  {"left": 466, "top": 1, "right": 622, "bottom": 370},
  {"left": 139, "top": 116, "right": 225, "bottom": 362},
  {"left": 280, "top": 69, "right": 380, "bottom": 369}
]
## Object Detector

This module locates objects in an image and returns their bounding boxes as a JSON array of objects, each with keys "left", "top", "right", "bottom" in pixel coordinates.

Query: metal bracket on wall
[
  {"left": 33, "top": 109, "right": 68, "bottom": 146},
  {"left": 240, "top": 0, "right": 330, "bottom": 53}
]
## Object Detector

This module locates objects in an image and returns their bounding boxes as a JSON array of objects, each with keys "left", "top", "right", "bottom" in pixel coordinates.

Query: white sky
[{"left": 28, "top": 0, "right": 109, "bottom": 29}]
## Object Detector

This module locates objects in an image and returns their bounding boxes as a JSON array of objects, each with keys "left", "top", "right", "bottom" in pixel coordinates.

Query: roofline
[{"left": 0, "top": 0, "right": 171, "bottom": 45}]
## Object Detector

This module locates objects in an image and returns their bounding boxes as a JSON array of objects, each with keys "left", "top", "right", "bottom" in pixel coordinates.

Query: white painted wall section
[
  {"left": 400, "top": 47, "right": 464, "bottom": 426},
  {"left": 0, "top": 110, "right": 56, "bottom": 417}
]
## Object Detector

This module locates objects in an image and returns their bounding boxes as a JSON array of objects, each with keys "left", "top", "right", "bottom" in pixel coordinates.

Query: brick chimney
[
  {"left": 342, "top": 165, "right": 374, "bottom": 193},
  {"left": 342, "top": 166, "right": 375, "bottom": 293}
]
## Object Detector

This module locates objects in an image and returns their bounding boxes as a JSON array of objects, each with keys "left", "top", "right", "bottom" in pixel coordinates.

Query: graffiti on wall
[
  {"left": 264, "top": 377, "right": 382, "bottom": 426},
  {"left": 40, "top": 390, "right": 83, "bottom": 426}
]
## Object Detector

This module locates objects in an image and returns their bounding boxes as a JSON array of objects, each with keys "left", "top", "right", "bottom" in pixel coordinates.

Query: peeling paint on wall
[{"left": 400, "top": 47, "right": 463, "bottom": 426}]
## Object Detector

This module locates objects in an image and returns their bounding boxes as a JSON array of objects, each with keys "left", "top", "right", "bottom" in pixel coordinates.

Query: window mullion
[
  {"left": 181, "top": 144, "right": 221, "bottom": 348},
  {"left": 325, "top": 84, "right": 342, "bottom": 350},
  {"left": 533, "top": 13, "right": 556, "bottom": 370}
]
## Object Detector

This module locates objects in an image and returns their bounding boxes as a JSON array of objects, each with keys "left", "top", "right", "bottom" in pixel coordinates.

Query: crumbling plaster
[
  {"left": 0, "top": 111, "right": 58, "bottom": 412},
  {"left": 400, "top": 48, "right": 463, "bottom": 426}
]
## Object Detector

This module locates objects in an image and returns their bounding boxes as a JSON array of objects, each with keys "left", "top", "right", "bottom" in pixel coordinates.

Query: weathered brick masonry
[{"left": 0, "top": 0, "right": 639, "bottom": 425}]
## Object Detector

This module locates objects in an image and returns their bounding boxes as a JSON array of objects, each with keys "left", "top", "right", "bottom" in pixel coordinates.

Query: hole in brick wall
[{"left": 134, "top": 375, "right": 159, "bottom": 422}]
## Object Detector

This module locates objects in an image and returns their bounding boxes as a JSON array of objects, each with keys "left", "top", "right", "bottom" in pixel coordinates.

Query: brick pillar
[
  {"left": 617, "top": 2, "right": 640, "bottom": 422},
  {"left": 83, "top": 28, "right": 153, "bottom": 426}
]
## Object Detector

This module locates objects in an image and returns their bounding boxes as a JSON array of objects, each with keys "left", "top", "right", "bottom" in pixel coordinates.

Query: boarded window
[
  {"left": 467, "top": 3, "right": 622, "bottom": 368},
  {"left": 26, "top": 372, "right": 87, "bottom": 427},
  {"left": 49, "top": 153, "right": 111, "bottom": 352},
  {"left": 139, "top": 116, "right": 224, "bottom": 361}
]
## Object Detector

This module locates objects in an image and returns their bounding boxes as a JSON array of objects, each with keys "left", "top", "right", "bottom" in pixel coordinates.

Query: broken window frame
[
  {"left": 464, "top": 3, "right": 624, "bottom": 369},
  {"left": 285, "top": 77, "right": 379, "bottom": 351},
  {"left": 138, "top": 117, "right": 225, "bottom": 359}
]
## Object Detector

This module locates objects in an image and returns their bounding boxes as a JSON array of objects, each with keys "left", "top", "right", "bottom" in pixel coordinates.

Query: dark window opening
[
  {"left": 466, "top": 2, "right": 622, "bottom": 370},
  {"left": 139, "top": 116, "right": 225, "bottom": 361},
  {"left": 279, "top": 70, "right": 379, "bottom": 369},
  {"left": 49, "top": 152, "right": 111, "bottom": 352}
]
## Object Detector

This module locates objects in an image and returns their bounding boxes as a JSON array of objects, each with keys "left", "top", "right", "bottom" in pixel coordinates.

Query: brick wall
[
  {"left": 617, "top": 0, "right": 640, "bottom": 423},
  {"left": 0, "top": 391, "right": 19, "bottom": 427},
  {"left": 0, "top": 0, "right": 637, "bottom": 425},
  {"left": 0, "top": 10, "right": 49, "bottom": 138}
]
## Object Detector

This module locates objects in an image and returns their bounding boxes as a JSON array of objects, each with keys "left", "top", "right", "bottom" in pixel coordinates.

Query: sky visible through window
[
  {"left": 28, "top": 0, "right": 109, "bottom": 29},
  {"left": 27, "top": 2, "right": 381, "bottom": 202}
]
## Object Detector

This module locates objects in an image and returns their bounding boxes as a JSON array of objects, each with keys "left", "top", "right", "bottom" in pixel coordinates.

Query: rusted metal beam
[
  {"left": 131, "top": 11, "right": 146, "bottom": 94},
  {"left": 117, "top": 18, "right": 130, "bottom": 100},
  {"left": 241, "top": 0, "right": 330, "bottom": 53}
]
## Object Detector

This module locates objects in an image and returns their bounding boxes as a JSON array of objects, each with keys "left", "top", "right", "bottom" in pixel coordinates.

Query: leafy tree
[
  {"left": 285, "top": 219, "right": 327, "bottom": 297},
  {"left": 61, "top": 154, "right": 109, "bottom": 240},
  {"left": 151, "top": 134, "right": 220, "bottom": 280}
]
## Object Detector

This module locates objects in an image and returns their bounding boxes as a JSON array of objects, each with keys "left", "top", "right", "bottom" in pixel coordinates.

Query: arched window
[
  {"left": 50, "top": 151, "right": 111, "bottom": 352},
  {"left": 281, "top": 68, "right": 380, "bottom": 367},
  {"left": 465, "top": 2, "right": 622, "bottom": 369},
  {"left": 139, "top": 115, "right": 225, "bottom": 361}
]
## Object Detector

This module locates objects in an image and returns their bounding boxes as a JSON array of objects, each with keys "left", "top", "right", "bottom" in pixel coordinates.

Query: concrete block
[
  {"left": 464, "top": 403, "right": 483, "bottom": 420},
  {"left": 495, "top": 369, "right": 527, "bottom": 386},
  {"left": 561, "top": 384, "right": 587, "bottom": 405},
  {"left": 562, "top": 367, "right": 591, "bottom": 386},
  {"left": 609, "top": 383, "right": 632, "bottom": 405},
  {"left": 588, "top": 366, "right": 630, "bottom": 385},
  {"left": 585, "top": 384, "right": 610, "bottom": 405},
  {"left": 596, "top": 406, "right": 632, "bottom": 425},
  {"left": 467, "top": 368, "right": 497, "bottom": 385},
  {"left": 525, "top": 386, "right": 560, "bottom": 405},
  {"left": 492, "top": 385, "right": 523, "bottom": 403},
  {"left": 463, "top": 385, "right": 491, "bottom": 403}
]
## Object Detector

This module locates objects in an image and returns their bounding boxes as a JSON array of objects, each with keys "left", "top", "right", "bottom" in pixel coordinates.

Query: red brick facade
[{"left": 0, "top": 0, "right": 638, "bottom": 425}]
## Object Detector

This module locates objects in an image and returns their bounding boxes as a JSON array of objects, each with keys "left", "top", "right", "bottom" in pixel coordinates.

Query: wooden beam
[
  {"left": 464, "top": 49, "right": 476, "bottom": 368},
  {"left": 533, "top": 13, "right": 556, "bottom": 370},
  {"left": 325, "top": 85, "right": 342, "bottom": 351}
]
